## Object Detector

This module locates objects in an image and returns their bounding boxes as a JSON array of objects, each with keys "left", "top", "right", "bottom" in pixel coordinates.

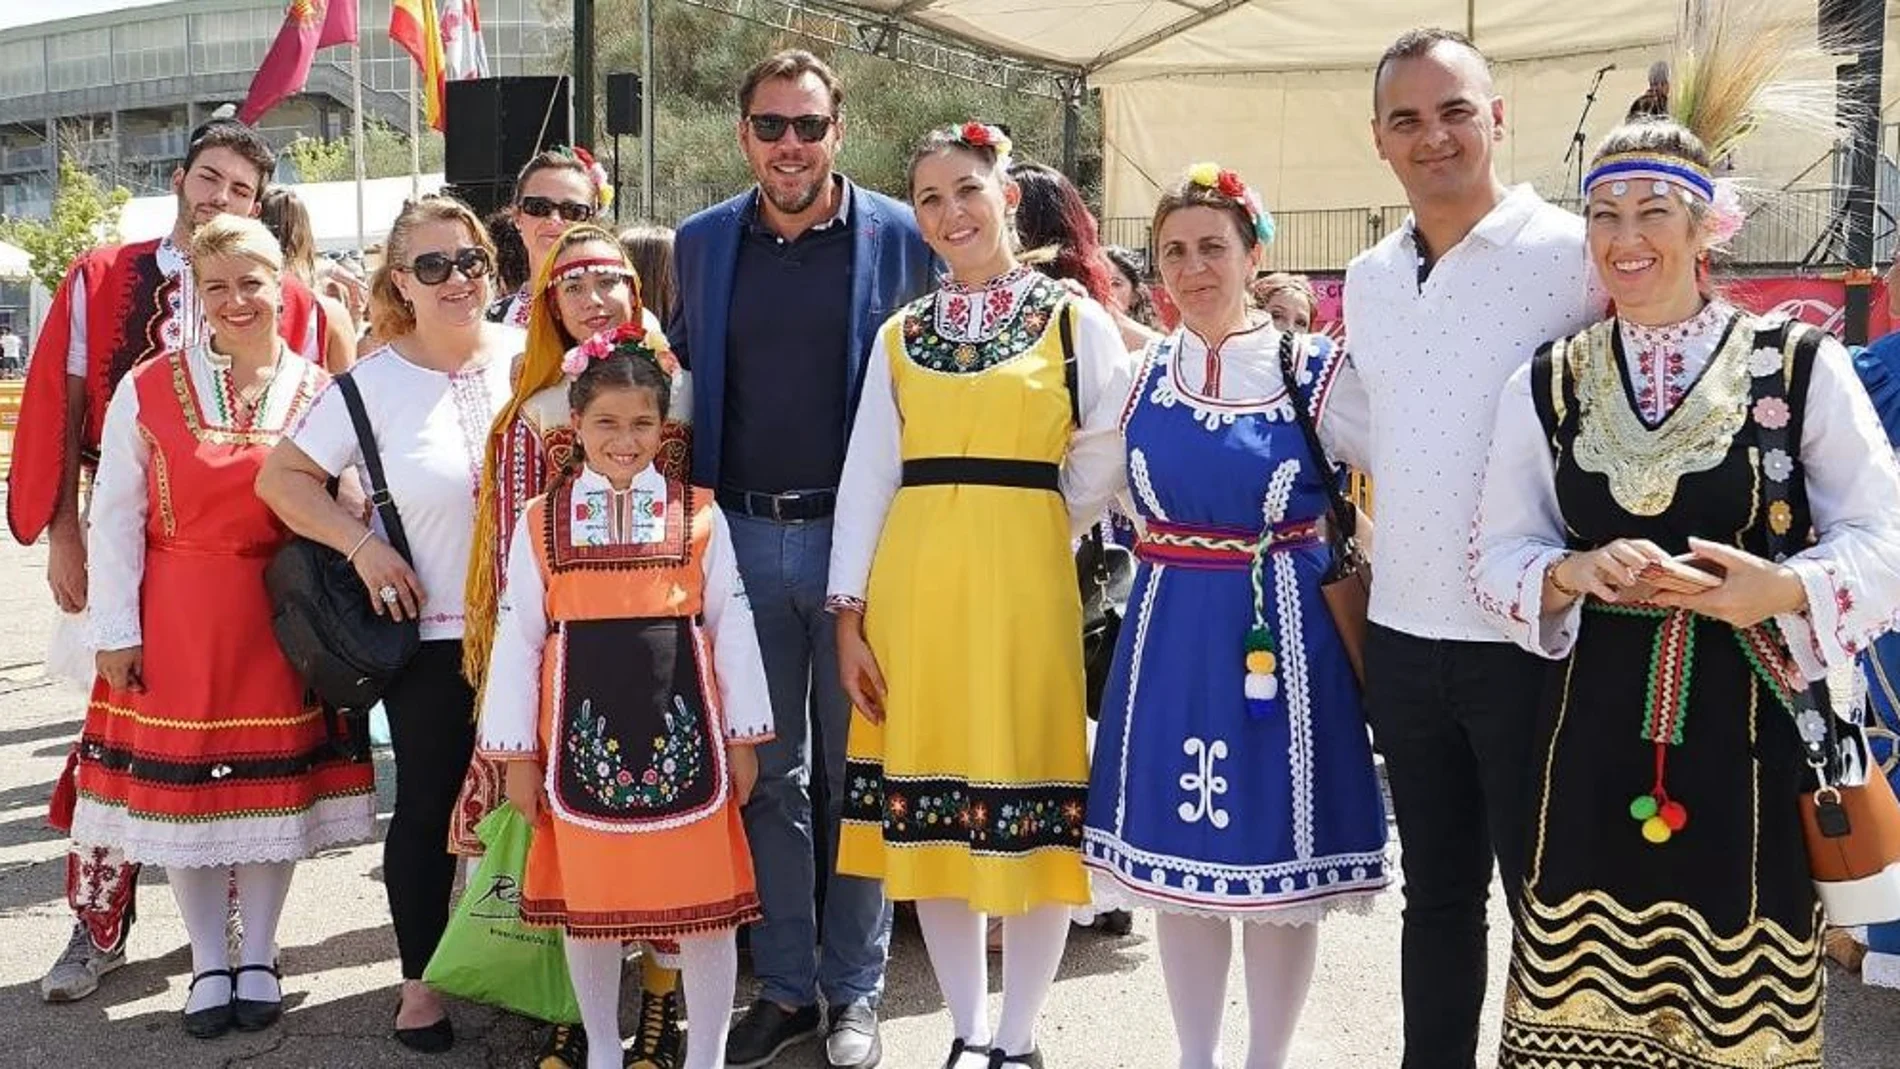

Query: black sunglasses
[
  {"left": 403, "top": 247, "right": 493, "bottom": 285},
  {"left": 517, "top": 195, "right": 596, "bottom": 223},
  {"left": 746, "top": 113, "right": 835, "bottom": 143}
]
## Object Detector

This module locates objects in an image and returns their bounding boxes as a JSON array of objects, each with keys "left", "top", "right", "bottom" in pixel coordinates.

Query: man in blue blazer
[{"left": 668, "top": 49, "right": 935, "bottom": 1069}]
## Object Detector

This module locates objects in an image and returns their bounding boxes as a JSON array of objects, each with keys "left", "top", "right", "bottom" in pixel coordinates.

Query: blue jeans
[{"left": 727, "top": 513, "right": 891, "bottom": 1009}]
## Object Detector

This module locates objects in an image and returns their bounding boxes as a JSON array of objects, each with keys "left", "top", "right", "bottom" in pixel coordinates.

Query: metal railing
[{"left": 1102, "top": 187, "right": 1874, "bottom": 274}]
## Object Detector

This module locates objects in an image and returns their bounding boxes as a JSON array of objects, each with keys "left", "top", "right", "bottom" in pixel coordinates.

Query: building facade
[{"left": 0, "top": 0, "right": 563, "bottom": 219}]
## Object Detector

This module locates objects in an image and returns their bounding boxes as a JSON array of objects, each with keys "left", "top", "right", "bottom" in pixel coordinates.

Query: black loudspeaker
[
  {"left": 1819, "top": 0, "right": 1880, "bottom": 53},
  {"left": 606, "top": 73, "right": 643, "bottom": 138},
  {"left": 445, "top": 76, "right": 572, "bottom": 188}
]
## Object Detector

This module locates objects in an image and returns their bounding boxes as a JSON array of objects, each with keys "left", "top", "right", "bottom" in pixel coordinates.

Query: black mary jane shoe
[
  {"left": 394, "top": 1012, "right": 456, "bottom": 1055},
  {"left": 232, "top": 963, "right": 284, "bottom": 1031},
  {"left": 987, "top": 1050, "right": 1044, "bottom": 1069},
  {"left": 182, "top": 969, "right": 236, "bottom": 1039},
  {"left": 943, "top": 1038, "right": 991, "bottom": 1069}
]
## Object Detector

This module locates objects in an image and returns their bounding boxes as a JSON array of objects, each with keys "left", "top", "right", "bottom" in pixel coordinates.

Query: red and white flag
[{"left": 439, "top": 0, "right": 488, "bottom": 81}]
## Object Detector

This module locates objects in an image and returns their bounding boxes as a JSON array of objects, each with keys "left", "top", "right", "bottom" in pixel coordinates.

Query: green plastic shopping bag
[{"left": 422, "top": 801, "right": 580, "bottom": 1023}]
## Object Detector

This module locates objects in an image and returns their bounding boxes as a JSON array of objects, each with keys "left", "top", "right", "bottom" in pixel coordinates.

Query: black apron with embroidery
[
  {"left": 1498, "top": 315, "right": 1827, "bottom": 1069},
  {"left": 552, "top": 616, "right": 718, "bottom": 826}
]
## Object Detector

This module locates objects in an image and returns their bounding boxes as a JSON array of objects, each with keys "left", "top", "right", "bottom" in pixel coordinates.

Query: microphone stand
[{"left": 1564, "top": 66, "right": 1613, "bottom": 202}]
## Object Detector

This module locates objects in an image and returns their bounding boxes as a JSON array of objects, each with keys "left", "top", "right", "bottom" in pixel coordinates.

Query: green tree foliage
[
  {"left": 0, "top": 155, "right": 131, "bottom": 294},
  {"left": 556, "top": 0, "right": 1102, "bottom": 221},
  {"left": 280, "top": 119, "right": 446, "bottom": 183}
]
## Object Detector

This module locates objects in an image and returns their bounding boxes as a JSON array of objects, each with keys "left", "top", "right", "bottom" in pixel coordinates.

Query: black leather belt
[
  {"left": 901, "top": 458, "right": 1060, "bottom": 491},
  {"left": 716, "top": 487, "right": 837, "bottom": 522}
]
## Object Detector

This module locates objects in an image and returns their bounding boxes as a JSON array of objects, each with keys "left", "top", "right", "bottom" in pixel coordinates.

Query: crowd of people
[{"left": 10, "top": 19, "right": 1900, "bottom": 1069}]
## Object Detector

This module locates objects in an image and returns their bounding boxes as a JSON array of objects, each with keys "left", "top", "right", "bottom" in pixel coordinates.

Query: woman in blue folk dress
[
  {"left": 1082, "top": 164, "right": 1389, "bottom": 1069},
  {"left": 1851, "top": 295, "right": 1900, "bottom": 987}
]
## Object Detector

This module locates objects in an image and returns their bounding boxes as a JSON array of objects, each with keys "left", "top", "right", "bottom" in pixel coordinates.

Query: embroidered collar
[
  {"left": 1617, "top": 300, "right": 1735, "bottom": 427},
  {"left": 568, "top": 464, "right": 670, "bottom": 547},
  {"left": 933, "top": 266, "right": 1040, "bottom": 344},
  {"left": 157, "top": 236, "right": 190, "bottom": 278}
]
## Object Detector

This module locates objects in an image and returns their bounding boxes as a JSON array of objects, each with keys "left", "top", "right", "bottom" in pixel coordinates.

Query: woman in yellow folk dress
[{"left": 828, "top": 123, "right": 1133, "bottom": 1069}]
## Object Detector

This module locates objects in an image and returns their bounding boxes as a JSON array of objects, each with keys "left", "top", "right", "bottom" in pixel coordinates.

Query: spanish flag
[{"left": 389, "top": 0, "right": 447, "bottom": 132}]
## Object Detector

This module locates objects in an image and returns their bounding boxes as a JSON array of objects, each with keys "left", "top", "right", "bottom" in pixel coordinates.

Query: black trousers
[
  {"left": 381, "top": 639, "right": 477, "bottom": 980},
  {"left": 1363, "top": 623, "right": 1546, "bottom": 1069}
]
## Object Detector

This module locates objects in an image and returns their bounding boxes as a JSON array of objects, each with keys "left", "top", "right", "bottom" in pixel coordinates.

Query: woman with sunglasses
[
  {"left": 459, "top": 223, "right": 691, "bottom": 1069},
  {"left": 258, "top": 195, "right": 521, "bottom": 1055},
  {"left": 489, "top": 147, "right": 613, "bottom": 328}
]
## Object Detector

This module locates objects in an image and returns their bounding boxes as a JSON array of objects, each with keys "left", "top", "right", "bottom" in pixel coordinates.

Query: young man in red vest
[{"left": 9, "top": 118, "right": 329, "bottom": 1002}]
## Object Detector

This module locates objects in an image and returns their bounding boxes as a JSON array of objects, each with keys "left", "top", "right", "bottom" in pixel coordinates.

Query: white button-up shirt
[{"left": 1327, "top": 184, "right": 1601, "bottom": 642}]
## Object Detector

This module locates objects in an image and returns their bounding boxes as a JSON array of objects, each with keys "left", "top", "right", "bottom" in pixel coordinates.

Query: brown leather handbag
[
  {"left": 1752, "top": 323, "right": 1900, "bottom": 925},
  {"left": 1277, "top": 332, "right": 1370, "bottom": 685}
]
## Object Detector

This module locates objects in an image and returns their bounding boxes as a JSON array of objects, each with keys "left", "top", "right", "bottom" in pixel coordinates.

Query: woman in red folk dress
[{"left": 71, "top": 216, "right": 376, "bottom": 1039}]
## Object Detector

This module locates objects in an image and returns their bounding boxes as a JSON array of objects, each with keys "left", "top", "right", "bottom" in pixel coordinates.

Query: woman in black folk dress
[{"left": 1468, "top": 40, "right": 1900, "bottom": 1069}]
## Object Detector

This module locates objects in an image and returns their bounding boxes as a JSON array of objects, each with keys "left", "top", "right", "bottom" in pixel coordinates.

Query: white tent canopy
[
  {"left": 840, "top": 0, "right": 1888, "bottom": 221},
  {"left": 118, "top": 174, "right": 447, "bottom": 252},
  {"left": 0, "top": 239, "right": 29, "bottom": 281}
]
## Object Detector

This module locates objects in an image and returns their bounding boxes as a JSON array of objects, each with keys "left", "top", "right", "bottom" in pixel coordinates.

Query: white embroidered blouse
[
  {"left": 1469, "top": 308, "right": 1900, "bottom": 679},
  {"left": 476, "top": 464, "right": 776, "bottom": 755}
]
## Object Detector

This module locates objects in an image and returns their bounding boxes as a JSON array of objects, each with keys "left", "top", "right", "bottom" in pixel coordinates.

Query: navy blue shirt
[{"left": 720, "top": 194, "right": 855, "bottom": 493}]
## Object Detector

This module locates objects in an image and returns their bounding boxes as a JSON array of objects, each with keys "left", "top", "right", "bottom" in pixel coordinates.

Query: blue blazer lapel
[{"left": 847, "top": 184, "right": 884, "bottom": 413}]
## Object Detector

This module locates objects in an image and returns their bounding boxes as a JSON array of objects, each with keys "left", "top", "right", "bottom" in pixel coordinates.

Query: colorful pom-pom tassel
[{"left": 1244, "top": 670, "right": 1281, "bottom": 720}]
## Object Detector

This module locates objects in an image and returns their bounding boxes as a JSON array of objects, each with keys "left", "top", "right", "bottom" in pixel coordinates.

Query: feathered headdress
[{"left": 1584, "top": 1, "right": 1840, "bottom": 245}]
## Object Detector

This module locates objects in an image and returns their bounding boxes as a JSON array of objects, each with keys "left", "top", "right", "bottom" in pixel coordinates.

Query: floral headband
[
  {"left": 953, "top": 121, "right": 1013, "bottom": 171},
  {"left": 561, "top": 320, "right": 679, "bottom": 378},
  {"left": 553, "top": 144, "right": 615, "bottom": 211},
  {"left": 1584, "top": 151, "right": 1744, "bottom": 245},
  {"left": 550, "top": 257, "right": 636, "bottom": 285},
  {"left": 1185, "top": 162, "right": 1276, "bottom": 245}
]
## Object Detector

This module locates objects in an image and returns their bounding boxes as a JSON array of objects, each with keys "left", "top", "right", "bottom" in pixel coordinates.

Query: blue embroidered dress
[
  {"left": 1854, "top": 333, "right": 1900, "bottom": 987},
  {"left": 1083, "top": 322, "right": 1390, "bottom": 921}
]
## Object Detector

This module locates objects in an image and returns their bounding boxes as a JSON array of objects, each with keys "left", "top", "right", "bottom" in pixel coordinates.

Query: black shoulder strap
[
  {"left": 1060, "top": 301, "right": 1079, "bottom": 429},
  {"left": 335, "top": 373, "right": 415, "bottom": 564},
  {"left": 1276, "top": 331, "right": 1358, "bottom": 543}
]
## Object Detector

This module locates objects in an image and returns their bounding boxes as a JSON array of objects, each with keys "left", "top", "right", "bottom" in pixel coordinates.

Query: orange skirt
[{"left": 520, "top": 699, "right": 760, "bottom": 941}]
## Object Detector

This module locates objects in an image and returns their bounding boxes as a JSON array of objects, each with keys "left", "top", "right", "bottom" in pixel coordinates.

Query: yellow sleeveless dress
[{"left": 837, "top": 274, "right": 1090, "bottom": 915}]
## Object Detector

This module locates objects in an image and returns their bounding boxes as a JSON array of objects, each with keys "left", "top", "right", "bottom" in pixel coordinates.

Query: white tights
[
  {"left": 167, "top": 862, "right": 295, "bottom": 1011},
  {"left": 914, "top": 898, "right": 1071, "bottom": 1060},
  {"left": 1154, "top": 912, "right": 1318, "bottom": 1069},
  {"left": 564, "top": 930, "right": 736, "bottom": 1069}
]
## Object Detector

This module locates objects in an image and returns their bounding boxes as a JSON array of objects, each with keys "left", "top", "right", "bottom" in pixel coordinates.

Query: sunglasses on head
[
  {"left": 517, "top": 195, "right": 596, "bottom": 223},
  {"left": 402, "top": 247, "right": 493, "bottom": 285},
  {"left": 746, "top": 113, "right": 835, "bottom": 144}
]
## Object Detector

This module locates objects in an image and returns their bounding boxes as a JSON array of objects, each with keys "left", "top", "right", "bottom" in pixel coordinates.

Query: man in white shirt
[
  {"left": 0, "top": 324, "right": 21, "bottom": 377},
  {"left": 1332, "top": 29, "right": 1598, "bottom": 1069}
]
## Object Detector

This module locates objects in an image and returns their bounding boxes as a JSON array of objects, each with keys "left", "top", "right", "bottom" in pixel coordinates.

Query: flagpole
[
  {"left": 352, "top": 34, "right": 367, "bottom": 255},
  {"left": 640, "top": 0, "right": 654, "bottom": 219},
  {"left": 408, "top": 61, "right": 421, "bottom": 198}
]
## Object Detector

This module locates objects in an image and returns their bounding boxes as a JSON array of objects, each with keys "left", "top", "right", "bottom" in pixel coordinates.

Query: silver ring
[{"left": 378, "top": 585, "right": 400, "bottom": 605}]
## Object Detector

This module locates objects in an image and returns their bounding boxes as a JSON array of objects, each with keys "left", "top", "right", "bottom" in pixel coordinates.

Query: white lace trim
[
  {"left": 1864, "top": 950, "right": 1900, "bottom": 989},
  {"left": 88, "top": 606, "right": 142, "bottom": 652},
  {"left": 70, "top": 792, "right": 377, "bottom": 867},
  {"left": 1128, "top": 448, "right": 1169, "bottom": 523},
  {"left": 1089, "top": 873, "right": 1383, "bottom": 926},
  {"left": 1109, "top": 562, "right": 1166, "bottom": 837}
]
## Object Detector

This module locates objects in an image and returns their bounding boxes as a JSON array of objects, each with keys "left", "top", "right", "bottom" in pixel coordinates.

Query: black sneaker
[
  {"left": 724, "top": 999, "right": 821, "bottom": 1069},
  {"left": 824, "top": 1000, "right": 882, "bottom": 1068}
]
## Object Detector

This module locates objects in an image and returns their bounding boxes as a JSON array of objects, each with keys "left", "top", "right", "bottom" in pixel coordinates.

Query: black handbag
[
  {"left": 1060, "top": 307, "right": 1135, "bottom": 720},
  {"left": 264, "top": 372, "right": 419, "bottom": 754}
]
